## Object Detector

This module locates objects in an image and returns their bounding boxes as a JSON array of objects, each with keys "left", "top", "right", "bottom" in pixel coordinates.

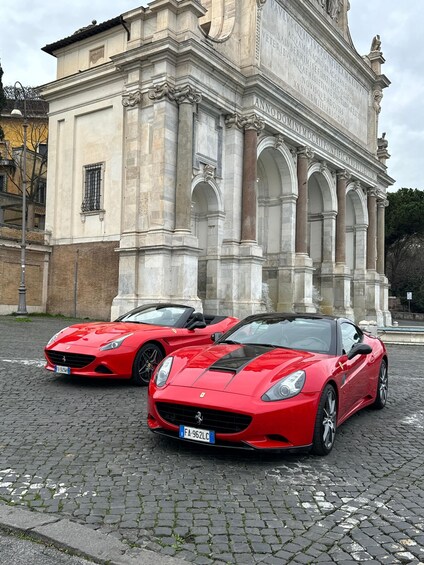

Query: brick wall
[{"left": 47, "top": 241, "right": 119, "bottom": 320}]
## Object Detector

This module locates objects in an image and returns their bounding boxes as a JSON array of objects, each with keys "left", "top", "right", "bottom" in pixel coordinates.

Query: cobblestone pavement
[{"left": 0, "top": 316, "right": 423, "bottom": 565}]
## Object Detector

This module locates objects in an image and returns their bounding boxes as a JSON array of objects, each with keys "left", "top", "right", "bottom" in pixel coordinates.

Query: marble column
[
  {"left": 174, "top": 85, "right": 202, "bottom": 232},
  {"left": 223, "top": 112, "right": 264, "bottom": 318},
  {"left": 377, "top": 198, "right": 387, "bottom": 275},
  {"left": 295, "top": 147, "right": 312, "bottom": 254},
  {"left": 294, "top": 146, "right": 315, "bottom": 313},
  {"left": 365, "top": 187, "right": 382, "bottom": 324},
  {"left": 335, "top": 170, "right": 349, "bottom": 265},
  {"left": 332, "top": 170, "right": 353, "bottom": 319},
  {"left": 367, "top": 188, "right": 377, "bottom": 271}
]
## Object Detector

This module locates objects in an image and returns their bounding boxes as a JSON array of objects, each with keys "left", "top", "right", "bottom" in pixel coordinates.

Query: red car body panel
[
  {"left": 148, "top": 320, "right": 387, "bottom": 451},
  {"left": 44, "top": 310, "right": 239, "bottom": 380}
]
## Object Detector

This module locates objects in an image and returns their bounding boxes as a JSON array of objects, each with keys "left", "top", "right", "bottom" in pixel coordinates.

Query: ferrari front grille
[
  {"left": 46, "top": 350, "right": 95, "bottom": 368},
  {"left": 156, "top": 402, "right": 252, "bottom": 434}
]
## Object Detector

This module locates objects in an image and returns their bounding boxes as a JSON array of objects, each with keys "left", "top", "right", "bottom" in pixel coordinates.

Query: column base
[{"left": 293, "top": 254, "right": 315, "bottom": 313}]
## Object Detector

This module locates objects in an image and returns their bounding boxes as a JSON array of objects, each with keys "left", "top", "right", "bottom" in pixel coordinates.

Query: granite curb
[{"left": 0, "top": 504, "right": 188, "bottom": 565}]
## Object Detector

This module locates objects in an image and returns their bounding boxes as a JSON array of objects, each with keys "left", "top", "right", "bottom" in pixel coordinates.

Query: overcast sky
[{"left": 1, "top": 1, "right": 421, "bottom": 191}]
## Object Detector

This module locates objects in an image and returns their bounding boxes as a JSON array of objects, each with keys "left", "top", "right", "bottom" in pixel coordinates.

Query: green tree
[
  {"left": 386, "top": 188, "right": 424, "bottom": 312},
  {"left": 0, "top": 63, "right": 6, "bottom": 140}
]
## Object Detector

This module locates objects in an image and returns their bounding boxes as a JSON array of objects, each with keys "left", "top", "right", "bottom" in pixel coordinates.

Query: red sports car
[
  {"left": 148, "top": 313, "right": 388, "bottom": 455},
  {"left": 44, "top": 304, "right": 239, "bottom": 385}
]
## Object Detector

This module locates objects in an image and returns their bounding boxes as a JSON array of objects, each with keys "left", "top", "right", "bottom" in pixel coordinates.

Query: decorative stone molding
[
  {"left": 148, "top": 82, "right": 202, "bottom": 105},
  {"left": 367, "top": 187, "right": 379, "bottom": 198},
  {"left": 327, "top": 0, "right": 342, "bottom": 20},
  {"left": 373, "top": 90, "right": 383, "bottom": 114},
  {"left": 225, "top": 112, "right": 264, "bottom": 132},
  {"left": 257, "top": 0, "right": 267, "bottom": 7},
  {"left": 274, "top": 133, "right": 285, "bottom": 149},
  {"left": 202, "top": 163, "right": 216, "bottom": 181},
  {"left": 148, "top": 82, "right": 176, "bottom": 102},
  {"left": 122, "top": 90, "right": 143, "bottom": 108},
  {"left": 297, "top": 146, "right": 314, "bottom": 160},
  {"left": 352, "top": 181, "right": 362, "bottom": 193},
  {"left": 319, "top": 160, "right": 328, "bottom": 174},
  {"left": 336, "top": 169, "right": 350, "bottom": 182},
  {"left": 174, "top": 84, "right": 202, "bottom": 105}
]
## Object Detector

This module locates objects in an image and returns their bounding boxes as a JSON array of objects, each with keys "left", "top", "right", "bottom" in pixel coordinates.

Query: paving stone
[{"left": 0, "top": 319, "right": 423, "bottom": 565}]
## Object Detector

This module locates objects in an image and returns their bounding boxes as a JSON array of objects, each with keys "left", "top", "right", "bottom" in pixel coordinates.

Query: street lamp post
[{"left": 11, "top": 81, "right": 28, "bottom": 316}]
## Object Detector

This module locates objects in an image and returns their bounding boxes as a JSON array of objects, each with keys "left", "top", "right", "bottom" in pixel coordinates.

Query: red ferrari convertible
[
  {"left": 148, "top": 313, "right": 388, "bottom": 455},
  {"left": 44, "top": 304, "right": 239, "bottom": 385}
]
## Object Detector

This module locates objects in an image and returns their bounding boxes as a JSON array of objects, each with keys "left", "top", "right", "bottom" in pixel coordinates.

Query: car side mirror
[
  {"left": 211, "top": 332, "right": 223, "bottom": 342},
  {"left": 347, "top": 342, "right": 372, "bottom": 360}
]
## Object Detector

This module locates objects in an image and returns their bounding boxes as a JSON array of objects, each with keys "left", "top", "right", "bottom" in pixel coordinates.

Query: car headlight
[
  {"left": 155, "top": 357, "right": 173, "bottom": 387},
  {"left": 262, "top": 370, "right": 306, "bottom": 401},
  {"left": 47, "top": 328, "right": 68, "bottom": 345},
  {"left": 100, "top": 333, "right": 133, "bottom": 351}
]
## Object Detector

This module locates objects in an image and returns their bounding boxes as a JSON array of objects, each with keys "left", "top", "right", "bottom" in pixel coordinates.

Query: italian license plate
[
  {"left": 54, "top": 365, "right": 71, "bottom": 375},
  {"left": 179, "top": 425, "right": 215, "bottom": 444}
]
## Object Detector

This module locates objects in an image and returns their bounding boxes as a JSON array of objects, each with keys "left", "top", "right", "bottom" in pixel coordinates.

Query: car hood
[
  {"left": 49, "top": 321, "right": 168, "bottom": 348},
  {"left": 168, "top": 344, "right": 324, "bottom": 396}
]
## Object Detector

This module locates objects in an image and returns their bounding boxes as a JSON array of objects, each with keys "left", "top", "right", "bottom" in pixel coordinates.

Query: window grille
[{"left": 81, "top": 163, "right": 103, "bottom": 212}]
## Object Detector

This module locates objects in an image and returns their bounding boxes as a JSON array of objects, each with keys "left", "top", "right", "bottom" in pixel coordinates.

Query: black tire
[
  {"left": 372, "top": 359, "right": 388, "bottom": 409},
  {"left": 312, "top": 384, "right": 337, "bottom": 456},
  {"left": 131, "top": 343, "right": 164, "bottom": 386}
]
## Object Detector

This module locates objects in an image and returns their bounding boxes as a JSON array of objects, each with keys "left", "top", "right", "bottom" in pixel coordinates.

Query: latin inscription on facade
[
  {"left": 260, "top": 0, "right": 368, "bottom": 143},
  {"left": 254, "top": 97, "right": 377, "bottom": 183}
]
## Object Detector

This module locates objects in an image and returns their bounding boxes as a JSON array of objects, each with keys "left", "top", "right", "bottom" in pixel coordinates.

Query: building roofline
[{"left": 41, "top": 15, "right": 127, "bottom": 56}]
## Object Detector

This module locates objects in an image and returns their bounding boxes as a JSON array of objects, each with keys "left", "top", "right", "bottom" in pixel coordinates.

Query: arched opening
[
  {"left": 256, "top": 143, "right": 296, "bottom": 311},
  {"left": 191, "top": 181, "right": 222, "bottom": 309}
]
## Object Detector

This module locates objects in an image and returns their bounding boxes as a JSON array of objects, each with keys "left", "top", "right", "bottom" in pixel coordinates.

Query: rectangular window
[
  {"left": 35, "top": 179, "right": 46, "bottom": 204},
  {"left": 0, "top": 174, "right": 5, "bottom": 192},
  {"left": 81, "top": 163, "right": 103, "bottom": 213}
]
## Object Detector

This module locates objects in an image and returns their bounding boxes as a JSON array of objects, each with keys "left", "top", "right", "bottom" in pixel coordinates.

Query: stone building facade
[{"left": 41, "top": 0, "right": 393, "bottom": 323}]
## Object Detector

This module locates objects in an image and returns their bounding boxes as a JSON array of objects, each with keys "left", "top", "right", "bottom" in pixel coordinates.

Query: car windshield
[
  {"left": 222, "top": 316, "right": 334, "bottom": 354},
  {"left": 118, "top": 305, "right": 189, "bottom": 327}
]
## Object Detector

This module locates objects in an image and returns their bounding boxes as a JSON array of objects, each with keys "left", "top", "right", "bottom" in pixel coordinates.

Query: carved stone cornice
[
  {"left": 225, "top": 112, "right": 264, "bottom": 132},
  {"left": 122, "top": 90, "right": 143, "bottom": 108},
  {"left": 297, "top": 146, "right": 314, "bottom": 160}
]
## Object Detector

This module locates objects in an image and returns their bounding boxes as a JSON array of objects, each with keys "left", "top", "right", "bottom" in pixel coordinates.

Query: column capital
[
  {"left": 367, "top": 186, "right": 379, "bottom": 198},
  {"left": 148, "top": 81, "right": 176, "bottom": 102},
  {"left": 225, "top": 112, "right": 265, "bottom": 132},
  {"left": 336, "top": 169, "right": 350, "bottom": 182},
  {"left": 297, "top": 145, "right": 314, "bottom": 160},
  {"left": 174, "top": 84, "right": 202, "bottom": 105},
  {"left": 377, "top": 197, "right": 389, "bottom": 208},
  {"left": 148, "top": 82, "right": 201, "bottom": 104},
  {"left": 122, "top": 90, "right": 143, "bottom": 108}
]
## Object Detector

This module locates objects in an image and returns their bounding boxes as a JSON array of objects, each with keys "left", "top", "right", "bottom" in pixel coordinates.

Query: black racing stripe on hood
[{"left": 209, "top": 345, "right": 271, "bottom": 374}]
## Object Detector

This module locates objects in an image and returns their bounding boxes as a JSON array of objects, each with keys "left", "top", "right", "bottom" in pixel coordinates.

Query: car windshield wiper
[{"left": 220, "top": 339, "right": 241, "bottom": 345}]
